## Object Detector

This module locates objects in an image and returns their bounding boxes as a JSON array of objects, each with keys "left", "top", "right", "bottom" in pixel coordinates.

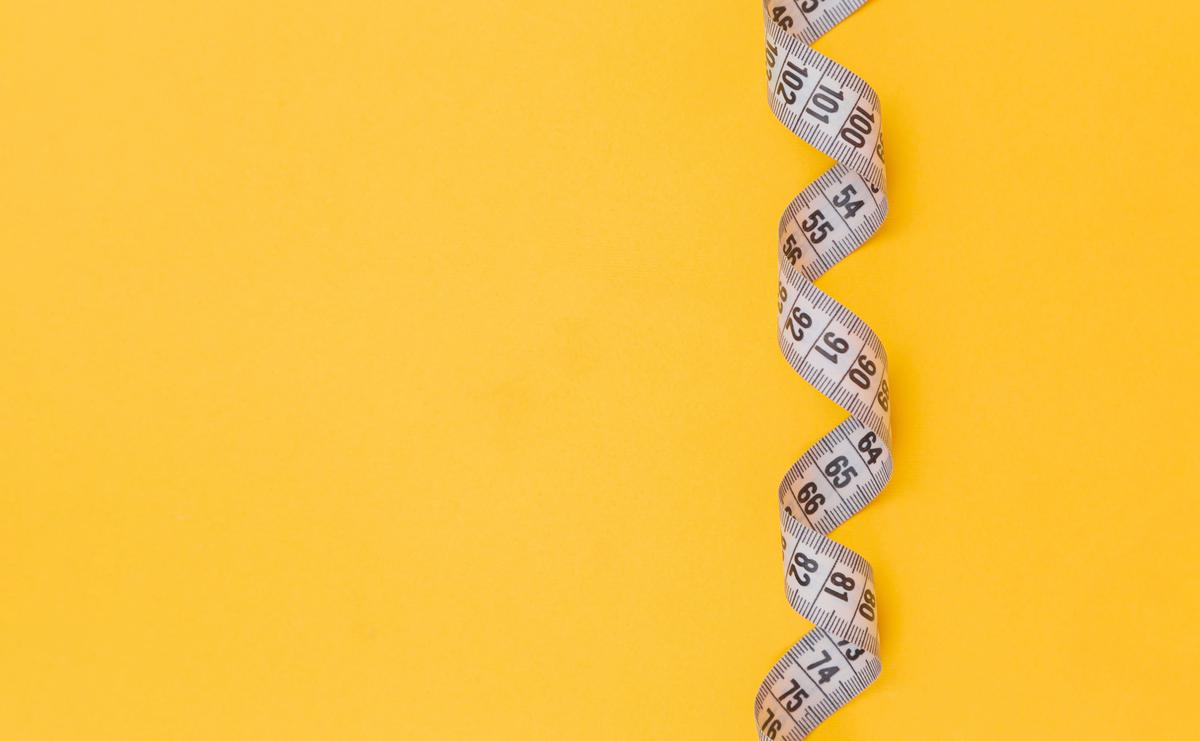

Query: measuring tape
[{"left": 754, "top": 1, "right": 891, "bottom": 738}]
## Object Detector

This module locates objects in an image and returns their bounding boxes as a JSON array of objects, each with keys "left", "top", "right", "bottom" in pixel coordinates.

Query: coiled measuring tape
[{"left": 753, "top": 1, "right": 891, "bottom": 738}]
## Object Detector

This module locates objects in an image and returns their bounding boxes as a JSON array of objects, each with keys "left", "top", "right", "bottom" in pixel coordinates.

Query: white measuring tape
[{"left": 754, "top": 2, "right": 891, "bottom": 738}]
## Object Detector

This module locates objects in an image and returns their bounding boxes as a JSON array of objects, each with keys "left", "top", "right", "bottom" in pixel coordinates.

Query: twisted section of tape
[{"left": 754, "top": 2, "right": 891, "bottom": 738}]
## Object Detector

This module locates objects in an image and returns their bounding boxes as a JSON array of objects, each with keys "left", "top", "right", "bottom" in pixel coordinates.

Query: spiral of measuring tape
[{"left": 753, "top": 1, "right": 891, "bottom": 738}]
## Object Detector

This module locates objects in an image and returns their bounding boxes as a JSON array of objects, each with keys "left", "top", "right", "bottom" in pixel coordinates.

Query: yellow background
[{"left": 3, "top": 1, "right": 1199, "bottom": 738}]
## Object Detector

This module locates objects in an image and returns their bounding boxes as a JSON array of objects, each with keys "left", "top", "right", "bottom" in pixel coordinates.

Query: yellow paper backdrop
[{"left": 3, "top": 1, "right": 1199, "bottom": 738}]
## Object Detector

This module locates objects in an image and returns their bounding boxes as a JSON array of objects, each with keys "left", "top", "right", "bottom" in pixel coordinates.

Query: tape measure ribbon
[{"left": 754, "top": 1, "right": 892, "bottom": 738}]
